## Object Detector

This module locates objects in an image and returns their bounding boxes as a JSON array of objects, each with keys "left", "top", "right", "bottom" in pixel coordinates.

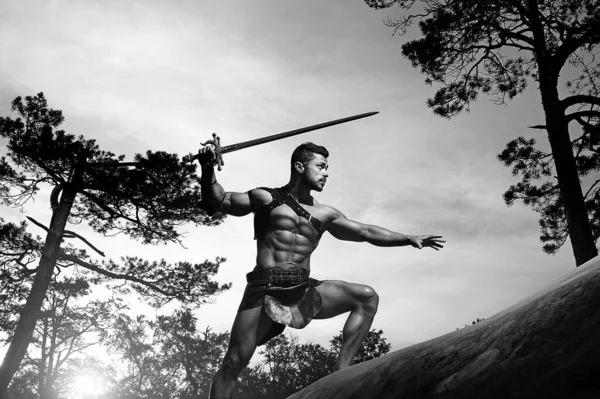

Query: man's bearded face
[{"left": 301, "top": 153, "right": 329, "bottom": 192}]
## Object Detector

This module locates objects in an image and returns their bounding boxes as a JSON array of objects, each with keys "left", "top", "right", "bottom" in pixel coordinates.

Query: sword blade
[{"left": 220, "top": 111, "right": 379, "bottom": 154}]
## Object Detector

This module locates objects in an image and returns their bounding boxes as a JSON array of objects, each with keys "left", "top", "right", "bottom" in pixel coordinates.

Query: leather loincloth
[{"left": 237, "top": 267, "right": 324, "bottom": 346}]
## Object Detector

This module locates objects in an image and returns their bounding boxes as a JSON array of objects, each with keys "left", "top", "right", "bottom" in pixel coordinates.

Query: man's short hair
[{"left": 290, "top": 142, "right": 329, "bottom": 173}]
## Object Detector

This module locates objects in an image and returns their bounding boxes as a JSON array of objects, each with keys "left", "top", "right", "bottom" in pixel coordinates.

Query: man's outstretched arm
[{"left": 326, "top": 208, "right": 444, "bottom": 250}]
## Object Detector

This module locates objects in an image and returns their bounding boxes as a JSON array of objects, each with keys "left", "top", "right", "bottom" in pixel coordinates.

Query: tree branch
[
  {"left": 49, "top": 185, "right": 62, "bottom": 212},
  {"left": 561, "top": 95, "right": 600, "bottom": 110},
  {"left": 24, "top": 216, "right": 104, "bottom": 256},
  {"left": 566, "top": 110, "right": 600, "bottom": 124},
  {"left": 79, "top": 190, "right": 166, "bottom": 241},
  {"left": 62, "top": 230, "right": 105, "bottom": 257},
  {"left": 58, "top": 253, "right": 173, "bottom": 297},
  {"left": 584, "top": 180, "right": 600, "bottom": 198},
  {"left": 555, "top": 21, "right": 600, "bottom": 69},
  {"left": 25, "top": 216, "right": 49, "bottom": 233}
]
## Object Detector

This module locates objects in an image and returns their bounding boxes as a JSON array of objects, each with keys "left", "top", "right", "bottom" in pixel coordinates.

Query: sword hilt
[{"left": 191, "top": 133, "right": 225, "bottom": 171}]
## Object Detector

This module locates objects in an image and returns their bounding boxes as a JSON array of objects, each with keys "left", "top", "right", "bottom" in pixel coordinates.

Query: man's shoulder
[
  {"left": 311, "top": 201, "right": 343, "bottom": 219},
  {"left": 251, "top": 187, "right": 273, "bottom": 195},
  {"left": 248, "top": 187, "right": 275, "bottom": 209},
  {"left": 250, "top": 186, "right": 286, "bottom": 201}
]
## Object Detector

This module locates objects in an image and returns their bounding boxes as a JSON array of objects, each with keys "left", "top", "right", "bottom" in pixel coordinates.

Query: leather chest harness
[{"left": 253, "top": 186, "right": 322, "bottom": 239}]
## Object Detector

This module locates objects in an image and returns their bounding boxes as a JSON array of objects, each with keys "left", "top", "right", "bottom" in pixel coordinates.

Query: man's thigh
[
  {"left": 313, "top": 280, "right": 376, "bottom": 320},
  {"left": 227, "top": 306, "right": 273, "bottom": 357}
]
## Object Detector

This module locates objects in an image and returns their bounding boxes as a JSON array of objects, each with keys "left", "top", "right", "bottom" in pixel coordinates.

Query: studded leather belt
[{"left": 246, "top": 267, "right": 310, "bottom": 284}]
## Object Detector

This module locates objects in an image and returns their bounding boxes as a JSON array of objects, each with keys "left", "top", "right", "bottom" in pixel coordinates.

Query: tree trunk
[
  {"left": 0, "top": 174, "right": 82, "bottom": 398},
  {"left": 527, "top": 0, "right": 598, "bottom": 266},
  {"left": 537, "top": 72, "right": 598, "bottom": 266},
  {"left": 288, "top": 256, "right": 600, "bottom": 399},
  {"left": 545, "top": 112, "right": 598, "bottom": 266}
]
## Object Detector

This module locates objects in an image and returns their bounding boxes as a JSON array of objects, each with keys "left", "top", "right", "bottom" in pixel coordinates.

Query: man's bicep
[
  {"left": 219, "top": 191, "right": 254, "bottom": 216},
  {"left": 327, "top": 211, "right": 368, "bottom": 242}
]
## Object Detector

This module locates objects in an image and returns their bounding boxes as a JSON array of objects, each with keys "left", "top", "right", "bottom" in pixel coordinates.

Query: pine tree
[
  {"left": 366, "top": 0, "right": 600, "bottom": 265},
  {"left": 0, "top": 93, "right": 228, "bottom": 395}
]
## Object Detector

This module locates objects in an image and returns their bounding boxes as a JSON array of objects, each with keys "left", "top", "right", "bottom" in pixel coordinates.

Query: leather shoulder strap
[
  {"left": 260, "top": 187, "right": 284, "bottom": 214},
  {"left": 253, "top": 187, "right": 285, "bottom": 239},
  {"left": 277, "top": 187, "right": 322, "bottom": 233},
  {"left": 253, "top": 186, "right": 323, "bottom": 239}
]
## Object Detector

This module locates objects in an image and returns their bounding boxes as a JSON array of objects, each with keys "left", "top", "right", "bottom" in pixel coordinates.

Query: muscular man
[{"left": 198, "top": 142, "right": 444, "bottom": 399}]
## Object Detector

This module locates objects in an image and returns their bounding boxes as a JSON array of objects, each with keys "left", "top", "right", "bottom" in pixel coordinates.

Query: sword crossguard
[{"left": 199, "top": 133, "right": 225, "bottom": 171}]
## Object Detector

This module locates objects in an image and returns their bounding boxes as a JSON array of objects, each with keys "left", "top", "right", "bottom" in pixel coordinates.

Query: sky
[{"left": 0, "top": 0, "right": 580, "bottom": 359}]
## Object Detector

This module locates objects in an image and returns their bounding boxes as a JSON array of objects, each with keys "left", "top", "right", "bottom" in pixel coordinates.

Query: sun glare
[{"left": 72, "top": 374, "right": 104, "bottom": 398}]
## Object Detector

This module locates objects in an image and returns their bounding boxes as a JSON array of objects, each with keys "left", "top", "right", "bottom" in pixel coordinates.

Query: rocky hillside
[{"left": 288, "top": 257, "right": 600, "bottom": 399}]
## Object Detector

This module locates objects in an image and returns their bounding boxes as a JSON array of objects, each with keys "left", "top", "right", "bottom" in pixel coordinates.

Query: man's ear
[{"left": 294, "top": 161, "right": 304, "bottom": 173}]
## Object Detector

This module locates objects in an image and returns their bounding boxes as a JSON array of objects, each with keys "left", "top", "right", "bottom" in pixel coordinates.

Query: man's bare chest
[{"left": 268, "top": 203, "right": 323, "bottom": 237}]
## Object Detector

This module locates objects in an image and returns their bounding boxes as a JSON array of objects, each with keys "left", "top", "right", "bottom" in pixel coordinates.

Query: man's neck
[{"left": 285, "top": 178, "right": 312, "bottom": 203}]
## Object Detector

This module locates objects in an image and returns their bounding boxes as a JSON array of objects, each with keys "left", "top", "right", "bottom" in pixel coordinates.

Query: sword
[{"left": 189, "top": 111, "right": 379, "bottom": 170}]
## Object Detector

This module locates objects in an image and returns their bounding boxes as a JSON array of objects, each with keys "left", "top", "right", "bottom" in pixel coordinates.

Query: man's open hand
[{"left": 411, "top": 235, "right": 445, "bottom": 251}]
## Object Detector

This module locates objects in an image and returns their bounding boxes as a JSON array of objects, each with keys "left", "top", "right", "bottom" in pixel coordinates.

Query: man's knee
[
  {"left": 356, "top": 285, "right": 379, "bottom": 314},
  {"left": 221, "top": 346, "right": 254, "bottom": 378}
]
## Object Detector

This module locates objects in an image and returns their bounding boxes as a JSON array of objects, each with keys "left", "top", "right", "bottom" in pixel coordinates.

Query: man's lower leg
[
  {"left": 335, "top": 294, "right": 379, "bottom": 370},
  {"left": 209, "top": 365, "right": 239, "bottom": 399}
]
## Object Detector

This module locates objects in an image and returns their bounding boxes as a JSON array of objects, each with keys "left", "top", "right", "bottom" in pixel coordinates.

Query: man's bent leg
[
  {"left": 314, "top": 280, "right": 379, "bottom": 370},
  {"left": 209, "top": 306, "right": 273, "bottom": 399}
]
